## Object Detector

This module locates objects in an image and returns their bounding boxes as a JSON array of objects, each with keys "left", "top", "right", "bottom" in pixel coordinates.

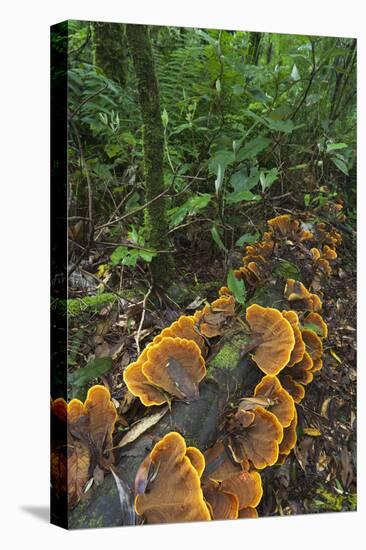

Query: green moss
[
  {"left": 209, "top": 334, "right": 249, "bottom": 371},
  {"left": 52, "top": 289, "right": 143, "bottom": 318}
]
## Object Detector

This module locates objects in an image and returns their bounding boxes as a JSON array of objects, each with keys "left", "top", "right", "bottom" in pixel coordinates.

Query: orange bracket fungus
[
  {"left": 245, "top": 304, "right": 295, "bottom": 375},
  {"left": 277, "top": 408, "right": 298, "bottom": 464},
  {"left": 281, "top": 310, "right": 306, "bottom": 366},
  {"left": 267, "top": 214, "right": 313, "bottom": 241},
  {"left": 253, "top": 374, "right": 295, "bottom": 428},
  {"left": 280, "top": 375, "right": 306, "bottom": 404},
  {"left": 194, "top": 295, "right": 236, "bottom": 337},
  {"left": 226, "top": 406, "right": 283, "bottom": 470},
  {"left": 134, "top": 432, "right": 211, "bottom": 524},
  {"left": 202, "top": 440, "right": 263, "bottom": 520},
  {"left": 284, "top": 279, "right": 322, "bottom": 312},
  {"left": 51, "top": 385, "right": 117, "bottom": 508},
  {"left": 301, "top": 329, "right": 323, "bottom": 361},
  {"left": 279, "top": 351, "right": 314, "bottom": 403},
  {"left": 156, "top": 315, "right": 207, "bottom": 356},
  {"left": 203, "top": 481, "right": 239, "bottom": 520},
  {"left": 124, "top": 336, "right": 206, "bottom": 405},
  {"left": 303, "top": 312, "right": 328, "bottom": 339},
  {"left": 142, "top": 337, "right": 206, "bottom": 401}
]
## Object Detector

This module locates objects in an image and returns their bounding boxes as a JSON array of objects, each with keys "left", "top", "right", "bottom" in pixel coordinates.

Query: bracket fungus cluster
[
  {"left": 55, "top": 212, "right": 342, "bottom": 526},
  {"left": 51, "top": 385, "right": 117, "bottom": 508},
  {"left": 234, "top": 213, "right": 341, "bottom": 296}
]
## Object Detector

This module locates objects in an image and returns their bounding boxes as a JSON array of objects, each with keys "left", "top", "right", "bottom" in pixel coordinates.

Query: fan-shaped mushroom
[
  {"left": 134, "top": 432, "right": 211, "bottom": 523},
  {"left": 282, "top": 310, "right": 306, "bottom": 366},
  {"left": 253, "top": 375, "right": 295, "bottom": 428},
  {"left": 202, "top": 441, "right": 262, "bottom": 520},
  {"left": 227, "top": 407, "right": 283, "bottom": 469},
  {"left": 245, "top": 304, "right": 295, "bottom": 375},
  {"left": 280, "top": 374, "right": 305, "bottom": 404},
  {"left": 304, "top": 312, "right": 328, "bottom": 338},
  {"left": 302, "top": 329, "right": 323, "bottom": 361},
  {"left": 203, "top": 480, "right": 239, "bottom": 519},
  {"left": 278, "top": 408, "right": 298, "bottom": 461},
  {"left": 142, "top": 337, "right": 206, "bottom": 401},
  {"left": 194, "top": 295, "right": 235, "bottom": 337},
  {"left": 157, "top": 315, "right": 207, "bottom": 355},
  {"left": 284, "top": 279, "right": 322, "bottom": 312}
]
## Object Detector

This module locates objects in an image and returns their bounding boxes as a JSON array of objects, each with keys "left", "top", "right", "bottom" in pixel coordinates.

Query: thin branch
[
  {"left": 68, "top": 84, "right": 109, "bottom": 121},
  {"left": 135, "top": 286, "right": 152, "bottom": 356}
]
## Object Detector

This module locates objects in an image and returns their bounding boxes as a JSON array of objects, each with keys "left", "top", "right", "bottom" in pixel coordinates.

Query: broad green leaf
[
  {"left": 139, "top": 250, "right": 156, "bottom": 262},
  {"left": 69, "top": 357, "right": 114, "bottom": 387},
  {"left": 331, "top": 157, "right": 349, "bottom": 175},
  {"left": 211, "top": 225, "right": 227, "bottom": 252},
  {"left": 232, "top": 84, "right": 244, "bottom": 96},
  {"left": 208, "top": 149, "right": 235, "bottom": 174},
  {"left": 110, "top": 246, "right": 129, "bottom": 266},
  {"left": 227, "top": 269, "right": 246, "bottom": 305},
  {"left": 266, "top": 119, "right": 296, "bottom": 133},
  {"left": 236, "top": 136, "right": 271, "bottom": 161},
  {"left": 260, "top": 168, "right": 279, "bottom": 192},
  {"left": 168, "top": 194, "right": 212, "bottom": 228},
  {"left": 121, "top": 249, "right": 140, "bottom": 267},
  {"left": 326, "top": 142, "right": 348, "bottom": 152},
  {"left": 235, "top": 232, "right": 260, "bottom": 247},
  {"left": 274, "top": 260, "right": 301, "bottom": 280},
  {"left": 229, "top": 168, "right": 259, "bottom": 192},
  {"left": 170, "top": 123, "right": 192, "bottom": 136},
  {"left": 225, "top": 190, "right": 260, "bottom": 204}
]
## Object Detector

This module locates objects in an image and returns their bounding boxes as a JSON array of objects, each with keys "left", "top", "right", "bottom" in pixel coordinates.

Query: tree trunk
[
  {"left": 126, "top": 24, "right": 173, "bottom": 285},
  {"left": 92, "top": 22, "right": 127, "bottom": 87}
]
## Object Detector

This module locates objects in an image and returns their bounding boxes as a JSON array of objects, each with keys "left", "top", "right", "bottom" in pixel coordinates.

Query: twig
[
  {"left": 68, "top": 84, "right": 109, "bottom": 121},
  {"left": 95, "top": 184, "right": 173, "bottom": 231},
  {"left": 135, "top": 286, "right": 152, "bottom": 356}
]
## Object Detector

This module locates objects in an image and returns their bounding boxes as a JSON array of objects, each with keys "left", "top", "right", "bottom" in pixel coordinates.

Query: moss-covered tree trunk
[
  {"left": 126, "top": 24, "right": 173, "bottom": 285},
  {"left": 92, "top": 22, "right": 127, "bottom": 87}
]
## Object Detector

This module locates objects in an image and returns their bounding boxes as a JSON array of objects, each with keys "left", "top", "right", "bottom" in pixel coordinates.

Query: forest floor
[{"left": 65, "top": 202, "right": 357, "bottom": 516}]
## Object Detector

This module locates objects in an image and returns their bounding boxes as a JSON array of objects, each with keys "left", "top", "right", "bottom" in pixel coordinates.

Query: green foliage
[
  {"left": 227, "top": 269, "right": 246, "bottom": 305},
  {"left": 309, "top": 485, "right": 356, "bottom": 513},
  {"left": 274, "top": 260, "right": 301, "bottom": 280},
  {"left": 168, "top": 194, "right": 212, "bottom": 227},
  {"left": 69, "top": 357, "right": 114, "bottom": 399},
  {"left": 211, "top": 225, "right": 227, "bottom": 252},
  {"left": 67, "top": 21, "right": 356, "bottom": 273}
]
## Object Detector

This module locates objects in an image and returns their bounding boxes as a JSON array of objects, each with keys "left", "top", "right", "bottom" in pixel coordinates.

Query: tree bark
[
  {"left": 92, "top": 22, "right": 127, "bottom": 87},
  {"left": 126, "top": 24, "right": 173, "bottom": 285}
]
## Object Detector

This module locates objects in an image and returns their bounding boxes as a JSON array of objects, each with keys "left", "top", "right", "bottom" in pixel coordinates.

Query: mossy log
[{"left": 68, "top": 284, "right": 284, "bottom": 529}]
